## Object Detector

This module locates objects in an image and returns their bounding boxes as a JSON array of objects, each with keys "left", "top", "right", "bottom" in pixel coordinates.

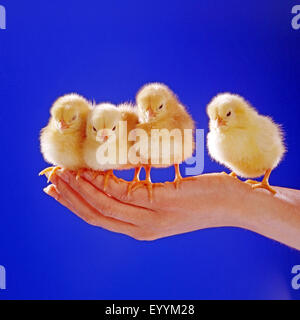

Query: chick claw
[
  {"left": 246, "top": 169, "right": 276, "bottom": 195},
  {"left": 103, "top": 170, "right": 120, "bottom": 191},
  {"left": 130, "top": 165, "right": 154, "bottom": 201},
  {"left": 254, "top": 183, "right": 276, "bottom": 195},
  {"left": 131, "top": 181, "right": 153, "bottom": 202},
  {"left": 246, "top": 180, "right": 276, "bottom": 195},
  {"left": 39, "top": 166, "right": 61, "bottom": 183},
  {"left": 127, "top": 167, "right": 142, "bottom": 196},
  {"left": 173, "top": 176, "right": 196, "bottom": 189},
  {"left": 245, "top": 179, "right": 258, "bottom": 185},
  {"left": 172, "top": 164, "right": 196, "bottom": 189},
  {"left": 222, "top": 171, "right": 239, "bottom": 179}
]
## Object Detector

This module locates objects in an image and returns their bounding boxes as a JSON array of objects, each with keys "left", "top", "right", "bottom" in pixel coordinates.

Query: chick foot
[
  {"left": 127, "top": 167, "right": 142, "bottom": 196},
  {"left": 251, "top": 182, "right": 276, "bottom": 195},
  {"left": 131, "top": 181, "right": 153, "bottom": 202},
  {"left": 103, "top": 170, "right": 120, "bottom": 191},
  {"left": 130, "top": 165, "right": 154, "bottom": 201},
  {"left": 246, "top": 169, "right": 276, "bottom": 195},
  {"left": 39, "top": 166, "right": 61, "bottom": 183},
  {"left": 245, "top": 180, "right": 258, "bottom": 185},
  {"left": 173, "top": 164, "right": 196, "bottom": 189},
  {"left": 222, "top": 171, "right": 239, "bottom": 179},
  {"left": 173, "top": 164, "right": 182, "bottom": 189}
]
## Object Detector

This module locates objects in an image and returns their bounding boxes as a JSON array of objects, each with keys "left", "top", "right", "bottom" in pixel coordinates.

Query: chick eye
[
  {"left": 112, "top": 126, "right": 116, "bottom": 131},
  {"left": 158, "top": 104, "right": 164, "bottom": 110},
  {"left": 226, "top": 111, "right": 231, "bottom": 117},
  {"left": 93, "top": 126, "right": 97, "bottom": 132}
]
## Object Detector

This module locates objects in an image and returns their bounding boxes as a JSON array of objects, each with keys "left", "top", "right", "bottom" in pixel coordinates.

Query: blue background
[{"left": 0, "top": 0, "right": 300, "bottom": 300}]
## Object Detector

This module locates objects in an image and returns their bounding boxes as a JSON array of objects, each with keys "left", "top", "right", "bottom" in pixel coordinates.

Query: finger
[
  {"left": 44, "top": 182, "right": 102, "bottom": 224},
  {"left": 81, "top": 169, "right": 167, "bottom": 207},
  {"left": 80, "top": 169, "right": 197, "bottom": 209},
  {"left": 43, "top": 184, "right": 73, "bottom": 209},
  {"left": 80, "top": 169, "right": 249, "bottom": 213},
  {"left": 56, "top": 170, "right": 154, "bottom": 224},
  {"left": 46, "top": 176, "right": 139, "bottom": 237}
]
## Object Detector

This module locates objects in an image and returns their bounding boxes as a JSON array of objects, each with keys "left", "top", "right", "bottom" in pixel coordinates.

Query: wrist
[{"left": 232, "top": 187, "right": 300, "bottom": 250}]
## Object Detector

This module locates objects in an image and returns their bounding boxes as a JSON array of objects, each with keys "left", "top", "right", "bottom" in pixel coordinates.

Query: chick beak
[
  {"left": 146, "top": 108, "right": 155, "bottom": 120},
  {"left": 216, "top": 116, "right": 226, "bottom": 127},
  {"left": 96, "top": 130, "right": 109, "bottom": 143},
  {"left": 102, "top": 130, "right": 109, "bottom": 141},
  {"left": 59, "top": 120, "right": 69, "bottom": 130}
]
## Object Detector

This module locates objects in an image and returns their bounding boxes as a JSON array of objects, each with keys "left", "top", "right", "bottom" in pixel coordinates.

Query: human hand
[
  {"left": 43, "top": 169, "right": 300, "bottom": 249},
  {"left": 42, "top": 170, "right": 251, "bottom": 240}
]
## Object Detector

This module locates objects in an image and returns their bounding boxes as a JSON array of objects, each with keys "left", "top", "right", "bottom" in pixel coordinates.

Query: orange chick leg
[
  {"left": 127, "top": 167, "right": 141, "bottom": 195},
  {"left": 173, "top": 164, "right": 183, "bottom": 189},
  {"left": 39, "top": 166, "right": 61, "bottom": 183},
  {"left": 131, "top": 165, "right": 153, "bottom": 201},
  {"left": 173, "top": 164, "right": 196, "bottom": 189},
  {"left": 103, "top": 170, "right": 120, "bottom": 191},
  {"left": 246, "top": 169, "right": 276, "bottom": 195}
]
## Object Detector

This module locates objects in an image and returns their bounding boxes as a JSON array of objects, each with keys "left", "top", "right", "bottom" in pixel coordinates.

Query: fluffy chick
[
  {"left": 207, "top": 93, "right": 285, "bottom": 194},
  {"left": 134, "top": 83, "right": 195, "bottom": 195},
  {"left": 83, "top": 102, "right": 139, "bottom": 190},
  {"left": 40, "top": 93, "right": 91, "bottom": 180}
]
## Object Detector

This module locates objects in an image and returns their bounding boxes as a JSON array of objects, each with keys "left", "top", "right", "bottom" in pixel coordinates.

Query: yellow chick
[
  {"left": 132, "top": 83, "right": 195, "bottom": 197},
  {"left": 40, "top": 93, "right": 91, "bottom": 181},
  {"left": 207, "top": 93, "right": 285, "bottom": 194},
  {"left": 83, "top": 102, "right": 139, "bottom": 190}
]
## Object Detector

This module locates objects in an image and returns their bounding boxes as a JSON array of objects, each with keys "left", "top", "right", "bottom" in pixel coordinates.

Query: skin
[{"left": 43, "top": 170, "right": 300, "bottom": 250}]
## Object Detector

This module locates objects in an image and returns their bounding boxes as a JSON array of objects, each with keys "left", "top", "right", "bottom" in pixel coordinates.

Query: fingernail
[
  {"left": 43, "top": 185, "right": 52, "bottom": 194},
  {"left": 43, "top": 185, "right": 59, "bottom": 200}
]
